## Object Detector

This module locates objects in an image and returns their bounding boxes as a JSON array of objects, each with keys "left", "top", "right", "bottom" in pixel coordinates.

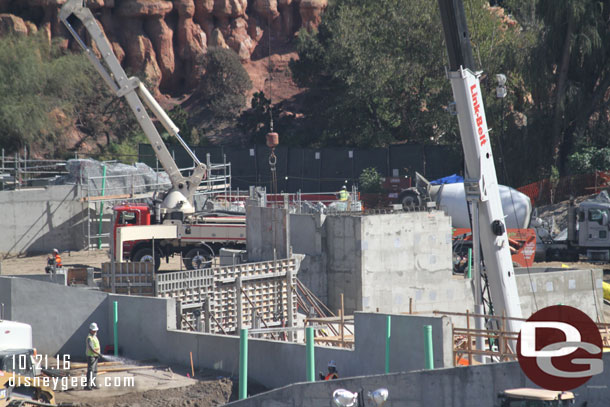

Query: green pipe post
[
  {"left": 424, "top": 325, "right": 434, "bottom": 369},
  {"left": 97, "top": 164, "right": 107, "bottom": 249},
  {"left": 467, "top": 248, "right": 472, "bottom": 279},
  {"left": 306, "top": 327, "right": 315, "bottom": 382},
  {"left": 239, "top": 329, "right": 248, "bottom": 399},
  {"left": 113, "top": 301, "right": 118, "bottom": 356},
  {"left": 385, "top": 315, "right": 391, "bottom": 373}
]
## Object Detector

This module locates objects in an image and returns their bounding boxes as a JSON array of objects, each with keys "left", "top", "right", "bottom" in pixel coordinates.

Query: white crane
[{"left": 437, "top": 0, "right": 523, "bottom": 344}]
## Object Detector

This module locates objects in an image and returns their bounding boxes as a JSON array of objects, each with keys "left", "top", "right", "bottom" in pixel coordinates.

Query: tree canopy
[{"left": 0, "top": 34, "right": 96, "bottom": 155}]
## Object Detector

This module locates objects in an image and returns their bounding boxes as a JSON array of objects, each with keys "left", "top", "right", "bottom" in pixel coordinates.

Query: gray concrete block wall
[
  {"left": 0, "top": 185, "right": 88, "bottom": 255},
  {"left": 351, "top": 312, "right": 453, "bottom": 375},
  {"left": 225, "top": 354, "right": 610, "bottom": 407},
  {"left": 107, "top": 293, "right": 176, "bottom": 360}
]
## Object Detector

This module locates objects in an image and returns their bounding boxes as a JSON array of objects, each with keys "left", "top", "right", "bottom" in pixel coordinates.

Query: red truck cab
[{"left": 113, "top": 204, "right": 151, "bottom": 260}]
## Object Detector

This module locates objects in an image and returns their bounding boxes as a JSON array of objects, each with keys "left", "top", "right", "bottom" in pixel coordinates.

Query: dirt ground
[
  {"left": 54, "top": 364, "right": 236, "bottom": 407},
  {"left": 0, "top": 249, "right": 185, "bottom": 275}
]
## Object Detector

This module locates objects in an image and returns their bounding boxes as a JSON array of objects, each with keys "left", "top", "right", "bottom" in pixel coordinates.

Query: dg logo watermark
[{"left": 517, "top": 305, "right": 603, "bottom": 391}]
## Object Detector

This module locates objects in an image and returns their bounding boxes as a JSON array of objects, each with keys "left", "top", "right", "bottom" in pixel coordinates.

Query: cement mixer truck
[{"left": 398, "top": 172, "right": 532, "bottom": 229}]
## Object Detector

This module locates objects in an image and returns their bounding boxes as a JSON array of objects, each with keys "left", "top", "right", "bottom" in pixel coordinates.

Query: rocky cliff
[{"left": 0, "top": 0, "right": 327, "bottom": 94}]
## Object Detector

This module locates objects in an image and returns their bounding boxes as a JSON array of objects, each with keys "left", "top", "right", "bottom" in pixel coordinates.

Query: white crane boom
[
  {"left": 437, "top": 0, "right": 523, "bottom": 338},
  {"left": 59, "top": 0, "right": 206, "bottom": 212}
]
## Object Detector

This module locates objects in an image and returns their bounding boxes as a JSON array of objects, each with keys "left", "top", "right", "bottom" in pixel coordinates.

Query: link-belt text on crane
[{"left": 470, "top": 83, "right": 488, "bottom": 147}]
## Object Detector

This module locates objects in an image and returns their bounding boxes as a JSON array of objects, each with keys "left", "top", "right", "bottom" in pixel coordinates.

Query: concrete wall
[
  {"left": 281, "top": 210, "right": 604, "bottom": 322},
  {"left": 325, "top": 215, "right": 363, "bottom": 313},
  {"left": 516, "top": 268, "right": 604, "bottom": 320},
  {"left": 289, "top": 213, "right": 328, "bottom": 303},
  {"left": 0, "top": 276, "right": 109, "bottom": 357},
  {"left": 0, "top": 276, "right": 452, "bottom": 390},
  {"left": 359, "top": 212, "right": 454, "bottom": 313},
  {"left": 0, "top": 185, "right": 88, "bottom": 255},
  {"left": 325, "top": 211, "right": 454, "bottom": 314},
  {"left": 246, "top": 206, "right": 290, "bottom": 262},
  {"left": 224, "top": 354, "right": 610, "bottom": 407}
]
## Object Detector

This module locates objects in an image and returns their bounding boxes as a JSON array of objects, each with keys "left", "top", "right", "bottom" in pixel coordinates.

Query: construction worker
[
  {"left": 338, "top": 186, "right": 349, "bottom": 201},
  {"left": 53, "top": 249, "right": 62, "bottom": 268},
  {"left": 45, "top": 249, "right": 62, "bottom": 273},
  {"left": 85, "top": 322, "right": 102, "bottom": 390},
  {"left": 319, "top": 360, "right": 339, "bottom": 380}
]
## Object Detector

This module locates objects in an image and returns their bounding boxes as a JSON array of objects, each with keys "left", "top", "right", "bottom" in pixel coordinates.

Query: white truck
[
  {"left": 59, "top": 1, "right": 246, "bottom": 271},
  {"left": 540, "top": 197, "right": 610, "bottom": 262},
  {"left": 0, "top": 320, "right": 56, "bottom": 406}
]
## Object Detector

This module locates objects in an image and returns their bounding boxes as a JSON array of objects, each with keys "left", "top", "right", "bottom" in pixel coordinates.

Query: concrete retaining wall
[
  {"left": 246, "top": 206, "right": 290, "bottom": 262},
  {"left": 224, "top": 354, "right": 610, "bottom": 407},
  {"left": 0, "top": 277, "right": 451, "bottom": 389},
  {"left": 0, "top": 185, "right": 88, "bottom": 255},
  {"left": 289, "top": 213, "right": 328, "bottom": 303},
  {"left": 0, "top": 277, "right": 109, "bottom": 357},
  {"left": 516, "top": 267, "right": 604, "bottom": 320}
]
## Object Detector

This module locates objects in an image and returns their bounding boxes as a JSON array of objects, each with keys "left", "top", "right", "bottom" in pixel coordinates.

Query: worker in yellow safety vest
[
  {"left": 85, "top": 322, "right": 102, "bottom": 390},
  {"left": 338, "top": 186, "right": 349, "bottom": 201}
]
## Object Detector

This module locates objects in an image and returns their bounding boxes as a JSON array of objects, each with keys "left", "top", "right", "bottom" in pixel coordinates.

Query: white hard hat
[
  {"left": 53, "top": 248, "right": 59, "bottom": 253},
  {"left": 341, "top": 185, "right": 347, "bottom": 190},
  {"left": 328, "top": 360, "right": 337, "bottom": 368},
  {"left": 89, "top": 322, "right": 99, "bottom": 331}
]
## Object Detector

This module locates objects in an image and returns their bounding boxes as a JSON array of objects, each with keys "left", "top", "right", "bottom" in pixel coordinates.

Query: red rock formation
[
  {"left": 0, "top": 0, "right": 328, "bottom": 93},
  {"left": 116, "top": 0, "right": 163, "bottom": 91},
  {"left": 0, "top": 14, "right": 29, "bottom": 36},
  {"left": 299, "top": 0, "right": 327, "bottom": 32},
  {"left": 176, "top": 0, "right": 206, "bottom": 87}
]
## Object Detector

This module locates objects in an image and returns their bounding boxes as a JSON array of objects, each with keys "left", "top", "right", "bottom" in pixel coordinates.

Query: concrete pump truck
[{"left": 60, "top": 0, "right": 246, "bottom": 271}]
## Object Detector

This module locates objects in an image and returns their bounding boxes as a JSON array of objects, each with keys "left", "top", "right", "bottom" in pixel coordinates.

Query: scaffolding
[
  {"left": 0, "top": 149, "right": 68, "bottom": 189},
  {"left": 80, "top": 153, "right": 233, "bottom": 250}
]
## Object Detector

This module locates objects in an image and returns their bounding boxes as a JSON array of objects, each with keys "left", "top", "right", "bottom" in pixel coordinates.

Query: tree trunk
[{"left": 551, "top": 17, "right": 574, "bottom": 174}]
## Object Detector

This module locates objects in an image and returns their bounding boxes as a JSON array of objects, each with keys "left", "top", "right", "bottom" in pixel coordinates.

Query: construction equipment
[
  {"left": 0, "top": 320, "right": 56, "bottom": 407},
  {"left": 437, "top": 0, "right": 523, "bottom": 345},
  {"left": 540, "top": 196, "right": 610, "bottom": 262},
  {"left": 59, "top": 0, "right": 246, "bottom": 270},
  {"left": 498, "top": 388, "right": 574, "bottom": 406},
  {"left": 398, "top": 172, "right": 532, "bottom": 229}
]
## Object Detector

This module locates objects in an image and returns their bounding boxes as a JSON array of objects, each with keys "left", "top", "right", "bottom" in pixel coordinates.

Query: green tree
[
  {"left": 196, "top": 47, "right": 252, "bottom": 118},
  {"left": 290, "top": 0, "right": 534, "bottom": 156},
  {"left": 0, "top": 34, "right": 96, "bottom": 155},
  {"left": 358, "top": 167, "right": 383, "bottom": 193},
  {"left": 532, "top": 0, "right": 610, "bottom": 174}
]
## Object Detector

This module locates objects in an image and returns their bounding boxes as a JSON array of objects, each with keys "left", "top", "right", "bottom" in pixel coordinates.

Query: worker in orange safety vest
[
  {"left": 319, "top": 360, "right": 339, "bottom": 380},
  {"left": 45, "top": 249, "right": 62, "bottom": 273}
]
